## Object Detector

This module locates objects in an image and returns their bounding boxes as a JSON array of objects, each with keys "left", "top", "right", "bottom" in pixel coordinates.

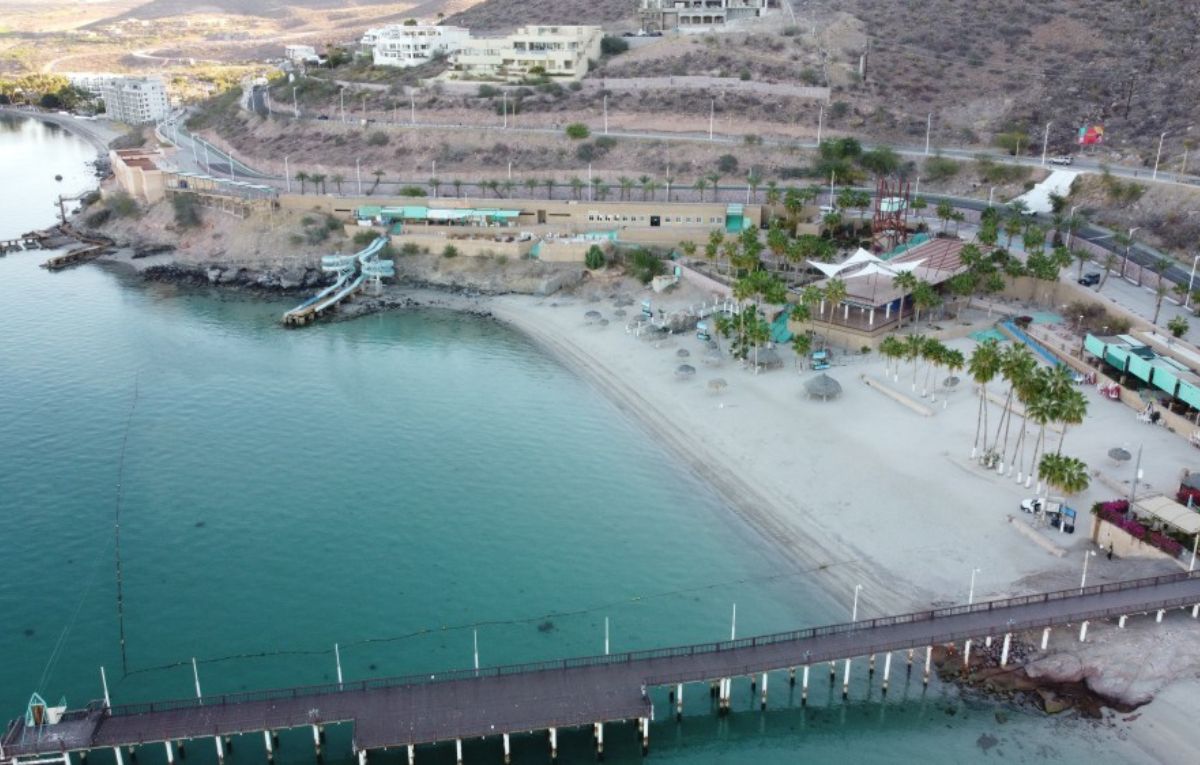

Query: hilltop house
[
  {"left": 451, "top": 26, "right": 603, "bottom": 82},
  {"left": 360, "top": 24, "right": 471, "bottom": 67},
  {"left": 638, "top": 0, "right": 772, "bottom": 30}
]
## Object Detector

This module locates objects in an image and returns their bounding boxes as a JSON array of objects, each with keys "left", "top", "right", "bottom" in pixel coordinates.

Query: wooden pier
[
  {"left": 41, "top": 245, "right": 107, "bottom": 271},
  {"left": 4, "top": 571, "right": 1199, "bottom": 764}
]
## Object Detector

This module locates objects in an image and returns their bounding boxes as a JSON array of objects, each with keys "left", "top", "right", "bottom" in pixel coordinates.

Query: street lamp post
[
  {"left": 1066, "top": 204, "right": 1080, "bottom": 248},
  {"left": 968, "top": 568, "right": 981, "bottom": 605},
  {"left": 709, "top": 99, "right": 714, "bottom": 142},
  {"left": 292, "top": 86, "right": 298, "bottom": 118},
  {"left": 1122, "top": 227, "right": 1140, "bottom": 279},
  {"left": 1080, "top": 549, "right": 1097, "bottom": 592},
  {"left": 1041, "top": 121, "right": 1052, "bottom": 166},
  {"left": 1153, "top": 132, "right": 1167, "bottom": 180},
  {"left": 1191, "top": 534, "right": 1198, "bottom": 572},
  {"left": 924, "top": 113, "right": 932, "bottom": 155},
  {"left": 851, "top": 584, "right": 863, "bottom": 622},
  {"left": 356, "top": 158, "right": 361, "bottom": 195},
  {"left": 988, "top": 186, "right": 995, "bottom": 206},
  {"left": 284, "top": 156, "right": 290, "bottom": 193},
  {"left": 1188, "top": 254, "right": 1200, "bottom": 309},
  {"left": 817, "top": 105, "right": 823, "bottom": 145}
]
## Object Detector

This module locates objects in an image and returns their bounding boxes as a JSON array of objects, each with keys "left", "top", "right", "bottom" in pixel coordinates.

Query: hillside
[
  {"left": 809, "top": 0, "right": 1200, "bottom": 167},
  {"left": 446, "top": 0, "right": 634, "bottom": 31}
]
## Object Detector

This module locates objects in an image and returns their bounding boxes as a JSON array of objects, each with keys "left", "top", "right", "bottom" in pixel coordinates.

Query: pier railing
[{"left": 105, "top": 570, "right": 1200, "bottom": 718}]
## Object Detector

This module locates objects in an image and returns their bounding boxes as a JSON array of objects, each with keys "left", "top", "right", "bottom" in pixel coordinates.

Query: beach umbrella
[
  {"left": 804, "top": 373, "right": 843, "bottom": 401},
  {"left": 613, "top": 308, "right": 627, "bottom": 318},
  {"left": 708, "top": 378, "right": 727, "bottom": 394},
  {"left": 584, "top": 310, "right": 602, "bottom": 324},
  {"left": 943, "top": 375, "right": 961, "bottom": 389},
  {"left": 677, "top": 348, "right": 691, "bottom": 358},
  {"left": 675, "top": 364, "right": 696, "bottom": 379},
  {"left": 1107, "top": 447, "right": 1132, "bottom": 463}
]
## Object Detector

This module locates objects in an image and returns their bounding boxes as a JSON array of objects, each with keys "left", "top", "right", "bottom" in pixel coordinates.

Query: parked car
[
  {"left": 1078, "top": 272, "right": 1101, "bottom": 287},
  {"left": 1049, "top": 155, "right": 1074, "bottom": 166}
]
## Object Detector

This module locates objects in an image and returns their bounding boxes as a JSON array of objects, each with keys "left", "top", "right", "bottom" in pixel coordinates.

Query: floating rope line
[
  {"left": 113, "top": 376, "right": 139, "bottom": 677},
  {"left": 124, "top": 556, "right": 865, "bottom": 678}
]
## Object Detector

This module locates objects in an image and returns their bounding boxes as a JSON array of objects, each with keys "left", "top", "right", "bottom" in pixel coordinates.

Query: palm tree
[
  {"left": 524, "top": 178, "right": 538, "bottom": 198},
  {"left": 708, "top": 173, "right": 721, "bottom": 202},
  {"left": 911, "top": 280, "right": 940, "bottom": 326},
  {"left": 921, "top": 339, "right": 945, "bottom": 399},
  {"left": 941, "top": 349, "right": 965, "bottom": 409},
  {"left": 310, "top": 173, "right": 326, "bottom": 194},
  {"left": 1097, "top": 253, "right": 1118, "bottom": 291},
  {"left": 693, "top": 178, "right": 708, "bottom": 202},
  {"left": 543, "top": 178, "right": 555, "bottom": 199},
  {"left": 428, "top": 177, "right": 440, "bottom": 197},
  {"left": 879, "top": 335, "right": 905, "bottom": 381},
  {"left": 500, "top": 179, "right": 515, "bottom": 198},
  {"left": 638, "top": 175, "right": 652, "bottom": 200},
  {"left": 892, "top": 271, "right": 917, "bottom": 330},
  {"left": 1153, "top": 283, "right": 1170, "bottom": 325},
  {"left": 597, "top": 182, "right": 611, "bottom": 201},
  {"left": 569, "top": 177, "right": 584, "bottom": 200},
  {"left": 1003, "top": 217, "right": 1022, "bottom": 250},
  {"left": 483, "top": 179, "right": 499, "bottom": 197},
  {"left": 935, "top": 200, "right": 954, "bottom": 233},
  {"left": 369, "top": 169, "right": 384, "bottom": 195},
  {"left": 903, "top": 334, "right": 926, "bottom": 391},
  {"left": 680, "top": 240, "right": 697, "bottom": 260},
  {"left": 765, "top": 180, "right": 780, "bottom": 208},
  {"left": 295, "top": 171, "right": 310, "bottom": 195},
  {"left": 618, "top": 176, "right": 633, "bottom": 201},
  {"left": 1038, "top": 453, "right": 1090, "bottom": 504},
  {"left": 1025, "top": 381, "right": 1059, "bottom": 491},
  {"left": 968, "top": 340, "right": 1001, "bottom": 459},
  {"left": 1073, "top": 249, "right": 1091, "bottom": 279},
  {"left": 453, "top": 179, "right": 463, "bottom": 198},
  {"left": 331, "top": 173, "right": 345, "bottom": 194},
  {"left": 1055, "top": 388, "right": 1088, "bottom": 455},
  {"left": 823, "top": 277, "right": 847, "bottom": 325},
  {"left": 992, "top": 344, "right": 1036, "bottom": 473},
  {"left": 748, "top": 172, "right": 761, "bottom": 202}
]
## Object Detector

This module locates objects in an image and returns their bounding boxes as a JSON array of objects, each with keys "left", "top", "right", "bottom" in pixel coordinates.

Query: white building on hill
[
  {"left": 100, "top": 76, "right": 169, "bottom": 125},
  {"left": 284, "top": 44, "right": 322, "bottom": 64},
  {"left": 66, "top": 73, "right": 118, "bottom": 96},
  {"left": 638, "top": 0, "right": 772, "bottom": 30},
  {"left": 452, "top": 25, "right": 603, "bottom": 82},
  {"left": 362, "top": 24, "right": 471, "bottom": 68}
]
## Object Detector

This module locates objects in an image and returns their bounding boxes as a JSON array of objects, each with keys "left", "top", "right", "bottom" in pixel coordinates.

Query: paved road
[{"left": 5, "top": 572, "right": 1199, "bottom": 756}]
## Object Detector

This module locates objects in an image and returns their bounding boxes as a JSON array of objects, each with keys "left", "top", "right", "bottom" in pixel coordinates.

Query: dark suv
[{"left": 1078, "top": 272, "right": 1101, "bottom": 287}]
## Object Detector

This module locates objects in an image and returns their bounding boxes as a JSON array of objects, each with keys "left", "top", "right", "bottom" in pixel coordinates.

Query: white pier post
[
  {"left": 114, "top": 748, "right": 125, "bottom": 765},
  {"left": 1079, "top": 621, "right": 1089, "bottom": 642},
  {"left": 502, "top": 734, "right": 511, "bottom": 765},
  {"left": 192, "top": 658, "right": 203, "bottom": 703},
  {"left": 1041, "top": 627, "right": 1051, "bottom": 650},
  {"left": 675, "top": 683, "right": 683, "bottom": 720},
  {"left": 640, "top": 716, "right": 649, "bottom": 755},
  {"left": 595, "top": 722, "right": 604, "bottom": 760},
  {"left": 312, "top": 725, "right": 322, "bottom": 755},
  {"left": 868, "top": 654, "right": 876, "bottom": 676},
  {"left": 881, "top": 652, "right": 892, "bottom": 694},
  {"left": 962, "top": 639, "right": 972, "bottom": 668},
  {"left": 801, "top": 665, "right": 809, "bottom": 705},
  {"left": 1119, "top": 615, "right": 1127, "bottom": 629},
  {"left": 842, "top": 659, "right": 852, "bottom": 699},
  {"left": 985, "top": 636, "right": 992, "bottom": 648},
  {"left": 335, "top": 644, "right": 344, "bottom": 688},
  {"left": 455, "top": 738, "right": 462, "bottom": 765},
  {"left": 357, "top": 749, "right": 367, "bottom": 765},
  {"left": 788, "top": 667, "right": 795, "bottom": 687},
  {"left": 215, "top": 736, "right": 225, "bottom": 763},
  {"left": 1192, "top": 604, "right": 1198, "bottom": 618},
  {"left": 906, "top": 648, "right": 914, "bottom": 674},
  {"left": 1000, "top": 634, "right": 1012, "bottom": 667},
  {"left": 923, "top": 646, "right": 932, "bottom": 686},
  {"left": 407, "top": 744, "right": 415, "bottom": 765},
  {"left": 164, "top": 741, "right": 174, "bottom": 765},
  {"left": 829, "top": 661, "right": 836, "bottom": 684},
  {"left": 760, "top": 672, "right": 768, "bottom": 709},
  {"left": 549, "top": 728, "right": 558, "bottom": 761},
  {"left": 101, "top": 666, "right": 112, "bottom": 709},
  {"left": 1156, "top": 609, "right": 1165, "bottom": 623},
  {"left": 63, "top": 752, "right": 71, "bottom": 765},
  {"left": 264, "top": 731, "right": 273, "bottom": 760}
]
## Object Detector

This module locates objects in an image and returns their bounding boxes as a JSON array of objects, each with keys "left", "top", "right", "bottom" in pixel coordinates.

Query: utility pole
[
  {"left": 816, "top": 105, "right": 823, "bottom": 145},
  {"left": 340, "top": 87, "right": 345, "bottom": 123},
  {"left": 603, "top": 94, "right": 608, "bottom": 135},
  {"left": 292, "top": 86, "right": 299, "bottom": 118},
  {"left": 709, "top": 99, "right": 714, "bottom": 142},
  {"left": 924, "top": 113, "right": 932, "bottom": 155},
  {"left": 1153, "top": 132, "right": 1167, "bottom": 180},
  {"left": 284, "top": 156, "right": 291, "bottom": 193},
  {"left": 1041, "top": 121, "right": 1052, "bottom": 166}
]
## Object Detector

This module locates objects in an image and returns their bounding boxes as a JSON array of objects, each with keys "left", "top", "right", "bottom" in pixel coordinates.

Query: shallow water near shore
[{"left": 0, "top": 115, "right": 1152, "bottom": 764}]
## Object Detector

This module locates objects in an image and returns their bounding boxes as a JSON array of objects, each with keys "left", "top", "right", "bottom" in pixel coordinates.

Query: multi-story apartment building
[
  {"left": 100, "top": 76, "right": 169, "bottom": 125},
  {"left": 283, "top": 44, "right": 322, "bottom": 64},
  {"left": 362, "top": 24, "right": 471, "bottom": 67},
  {"left": 66, "top": 73, "right": 118, "bottom": 97},
  {"left": 638, "top": 0, "right": 771, "bottom": 30},
  {"left": 451, "top": 25, "right": 603, "bottom": 82}
]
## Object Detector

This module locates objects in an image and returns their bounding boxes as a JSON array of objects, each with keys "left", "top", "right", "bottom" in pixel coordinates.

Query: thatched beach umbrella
[
  {"left": 675, "top": 364, "right": 696, "bottom": 379},
  {"left": 804, "top": 373, "right": 843, "bottom": 401},
  {"left": 677, "top": 348, "right": 691, "bottom": 358},
  {"left": 943, "top": 375, "right": 961, "bottom": 389},
  {"left": 584, "top": 310, "right": 602, "bottom": 324},
  {"left": 708, "top": 378, "right": 728, "bottom": 394},
  {"left": 613, "top": 308, "right": 627, "bottom": 318},
  {"left": 1107, "top": 447, "right": 1132, "bottom": 463}
]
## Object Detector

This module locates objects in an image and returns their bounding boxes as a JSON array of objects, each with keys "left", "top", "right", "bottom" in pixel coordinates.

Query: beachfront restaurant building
[
  {"left": 1084, "top": 333, "right": 1200, "bottom": 418},
  {"left": 804, "top": 237, "right": 968, "bottom": 336}
]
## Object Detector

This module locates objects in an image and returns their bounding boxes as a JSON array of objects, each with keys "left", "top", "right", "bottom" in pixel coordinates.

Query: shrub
[
  {"left": 924, "top": 154, "right": 960, "bottom": 182},
  {"left": 627, "top": 248, "right": 664, "bottom": 283},
  {"left": 288, "top": 233, "right": 304, "bottom": 246},
  {"left": 442, "top": 244, "right": 459, "bottom": 258},
  {"left": 324, "top": 215, "right": 341, "bottom": 231},
  {"left": 171, "top": 192, "right": 202, "bottom": 228},
  {"left": 1168, "top": 315, "right": 1189, "bottom": 338},
  {"left": 594, "top": 135, "right": 617, "bottom": 150},
  {"left": 366, "top": 131, "right": 389, "bottom": 147},
  {"left": 496, "top": 254, "right": 508, "bottom": 265},
  {"left": 477, "top": 84, "right": 500, "bottom": 98},
  {"left": 398, "top": 186, "right": 425, "bottom": 197},
  {"left": 353, "top": 230, "right": 378, "bottom": 246},
  {"left": 568, "top": 81, "right": 583, "bottom": 92},
  {"left": 565, "top": 122, "right": 590, "bottom": 140},
  {"left": 304, "top": 226, "right": 330, "bottom": 245},
  {"left": 84, "top": 208, "right": 112, "bottom": 228},
  {"left": 105, "top": 191, "right": 138, "bottom": 218},
  {"left": 300, "top": 215, "right": 315, "bottom": 226},
  {"left": 716, "top": 154, "right": 739, "bottom": 173},
  {"left": 400, "top": 242, "right": 421, "bottom": 256},
  {"left": 600, "top": 36, "right": 629, "bottom": 55},
  {"left": 576, "top": 142, "right": 599, "bottom": 162},
  {"left": 585, "top": 245, "right": 606, "bottom": 270}
]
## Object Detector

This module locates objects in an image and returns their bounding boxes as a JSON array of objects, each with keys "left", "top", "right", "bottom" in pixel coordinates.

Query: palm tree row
[
  {"left": 878, "top": 335, "right": 963, "bottom": 403},
  {"left": 967, "top": 339, "right": 1088, "bottom": 487}
]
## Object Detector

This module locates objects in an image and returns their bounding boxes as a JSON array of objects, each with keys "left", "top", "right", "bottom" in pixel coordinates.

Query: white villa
[
  {"left": 360, "top": 24, "right": 471, "bottom": 68},
  {"left": 451, "top": 25, "right": 603, "bottom": 82},
  {"left": 638, "top": 0, "right": 772, "bottom": 30}
]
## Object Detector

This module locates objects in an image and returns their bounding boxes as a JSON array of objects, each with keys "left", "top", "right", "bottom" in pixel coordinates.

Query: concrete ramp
[{"left": 1012, "top": 170, "right": 1078, "bottom": 215}]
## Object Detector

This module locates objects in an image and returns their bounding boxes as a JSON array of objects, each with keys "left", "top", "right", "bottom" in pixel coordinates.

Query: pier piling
[
  {"left": 962, "top": 639, "right": 972, "bottom": 669},
  {"left": 595, "top": 722, "right": 604, "bottom": 761},
  {"left": 675, "top": 683, "right": 683, "bottom": 720},
  {"left": 842, "top": 659, "right": 851, "bottom": 699},
  {"left": 640, "top": 717, "right": 649, "bottom": 756},
  {"left": 549, "top": 727, "right": 558, "bottom": 761},
  {"left": 868, "top": 654, "right": 875, "bottom": 676},
  {"left": 881, "top": 652, "right": 892, "bottom": 694},
  {"left": 503, "top": 733, "right": 510, "bottom": 765},
  {"left": 1079, "top": 621, "right": 1089, "bottom": 642},
  {"left": 214, "top": 736, "right": 224, "bottom": 763},
  {"left": 923, "top": 646, "right": 932, "bottom": 685},
  {"left": 906, "top": 648, "right": 914, "bottom": 674},
  {"left": 164, "top": 742, "right": 174, "bottom": 765},
  {"left": 1156, "top": 609, "right": 1165, "bottom": 623},
  {"left": 1041, "top": 627, "right": 1051, "bottom": 650},
  {"left": 357, "top": 749, "right": 366, "bottom": 765},
  {"left": 760, "top": 672, "right": 768, "bottom": 709},
  {"left": 113, "top": 749, "right": 124, "bottom": 765},
  {"left": 801, "top": 665, "right": 809, "bottom": 705},
  {"left": 407, "top": 744, "right": 415, "bottom": 765},
  {"left": 788, "top": 667, "right": 795, "bottom": 687},
  {"left": 455, "top": 738, "right": 463, "bottom": 765},
  {"left": 312, "top": 725, "right": 321, "bottom": 756},
  {"left": 1000, "top": 633, "right": 1011, "bottom": 667},
  {"left": 1119, "top": 615, "right": 1127, "bottom": 628}
]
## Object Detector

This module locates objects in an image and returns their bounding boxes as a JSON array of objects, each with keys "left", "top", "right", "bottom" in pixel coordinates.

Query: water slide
[
  {"left": 999, "top": 320, "right": 1062, "bottom": 368},
  {"left": 283, "top": 237, "right": 391, "bottom": 324}
]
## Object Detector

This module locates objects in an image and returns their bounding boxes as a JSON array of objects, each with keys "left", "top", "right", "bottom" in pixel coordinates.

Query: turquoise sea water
[{"left": 0, "top": 115, "right": 1148, "bottom": 764}]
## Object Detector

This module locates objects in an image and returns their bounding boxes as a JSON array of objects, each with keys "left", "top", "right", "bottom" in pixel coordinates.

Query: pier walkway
[
  {"left": 282, "top": 237, "right": 393, "bottom": 327},
  {"left": 5, "top": 572, "right": 1199, "bottom": 762}
]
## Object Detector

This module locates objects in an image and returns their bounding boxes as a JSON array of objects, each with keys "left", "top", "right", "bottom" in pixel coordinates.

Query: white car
[{"left": 1049, "top": 155, "right": 1074, "bottom": 166}]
